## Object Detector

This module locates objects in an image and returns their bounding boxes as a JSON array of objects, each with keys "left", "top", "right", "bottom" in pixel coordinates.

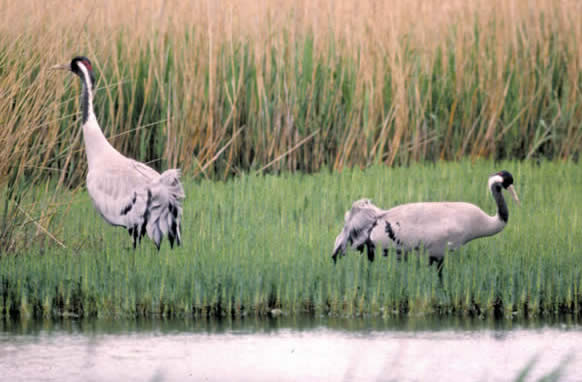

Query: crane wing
[
  {"left": 86, "top": 161, "right": 159, "bottom": 229},
  {"left": 129, "top": 160, "right": 161, "bottom": 180}
]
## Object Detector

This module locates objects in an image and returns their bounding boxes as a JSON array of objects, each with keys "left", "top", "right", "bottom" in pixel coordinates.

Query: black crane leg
[
  {"left": 429, "top": 256, "right": 444, "bottom": 283},
  {"left": 356, "top": 242, "right": 376, "bottom": 262},
  {"left": 366, "top": 241, "right": 376, "bottom": 262}
]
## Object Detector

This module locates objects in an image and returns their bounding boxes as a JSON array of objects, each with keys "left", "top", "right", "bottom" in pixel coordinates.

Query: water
[{"left": 0, "top": 316, "right": 580, "bottom": 381}]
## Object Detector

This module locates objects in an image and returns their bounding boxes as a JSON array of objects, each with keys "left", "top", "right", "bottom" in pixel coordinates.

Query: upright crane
[{"left": 52, "top": 56, "right": 185, "bottom": 249}]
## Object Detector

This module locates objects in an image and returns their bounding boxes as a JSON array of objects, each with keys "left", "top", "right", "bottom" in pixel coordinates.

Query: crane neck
[
  {"left": 490, "top": 181, "right": 508, "bottom": 223},
  {"left": 78, "top": 65, "right": 94, "bottom": 124},
  {"left": 462, "top": 179, "right": 509, "bottom": 242},
  {"left": 77, "top": 64, "right": 120, "bottom": 169}
]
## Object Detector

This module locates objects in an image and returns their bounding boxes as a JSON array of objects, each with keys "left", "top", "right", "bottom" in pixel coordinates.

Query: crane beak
[
  {"left": 507, "top": 185, "right": 520, "bottom": 206},
  {"left": 50, "top": 64, "right": 71, "bottom": 71}
]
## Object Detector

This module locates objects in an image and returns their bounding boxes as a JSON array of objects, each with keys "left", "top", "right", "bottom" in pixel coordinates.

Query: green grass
[{"left": 1, "top": 160, "right": 581, "bottom": 320}]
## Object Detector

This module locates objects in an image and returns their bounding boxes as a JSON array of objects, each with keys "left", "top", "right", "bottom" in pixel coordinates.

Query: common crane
[
  {"left": 332, "top": 171, "right": 520, "bottom": 271},
  {"left": 52, "top": 56, "right": 185, "bottom": 250}
]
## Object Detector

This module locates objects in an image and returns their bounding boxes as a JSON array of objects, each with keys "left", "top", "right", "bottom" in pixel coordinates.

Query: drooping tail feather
[
  {"left": 331, "top": 228, "right": 349, "bottom": 263},
  {"left": 332, "top": 199, "right": 383, "bottom": 262},
  {"left": 146, "top": 169, "right": 185, "bottom": 249}
]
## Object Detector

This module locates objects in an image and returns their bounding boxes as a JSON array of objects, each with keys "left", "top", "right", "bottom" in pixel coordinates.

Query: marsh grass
[{"left": 1, "top": 161, "right": 581, "bottom": 319}]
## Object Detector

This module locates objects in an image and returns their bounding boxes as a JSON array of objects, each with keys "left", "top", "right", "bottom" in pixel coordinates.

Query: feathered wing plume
[
  {"left": 332, "top": 199, "right": 384, "bottom": 262},
  {"left": 146, "top": 169, "right": 185, "bottom": 249}
]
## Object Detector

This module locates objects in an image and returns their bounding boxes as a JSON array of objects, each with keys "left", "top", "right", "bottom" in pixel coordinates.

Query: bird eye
[{"left": 83, "top": 60, "right": 92, "bottom": 71}]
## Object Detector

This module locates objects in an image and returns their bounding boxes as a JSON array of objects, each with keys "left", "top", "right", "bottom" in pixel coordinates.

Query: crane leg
[
  {"left": 128, "top": 225, "right": 139, "bottom": 249},
  {"left": 365, "top": 241, "right": 375, "bottom": 262},
  {"left": 429, "top": 256, "right": 444, "bottom": 283},
  {"left": 355, "top": 242, "right": 375, "bottom": 262}
]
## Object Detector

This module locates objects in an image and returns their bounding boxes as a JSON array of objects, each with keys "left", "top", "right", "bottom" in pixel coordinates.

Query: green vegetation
[{"left": 1, "top": 161, "right": 581, "bottom": 320}]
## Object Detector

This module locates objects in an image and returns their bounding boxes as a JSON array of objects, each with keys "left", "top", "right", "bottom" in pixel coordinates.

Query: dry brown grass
[{"left": 2, "top": 0, "right": 580, "bottom": 175}]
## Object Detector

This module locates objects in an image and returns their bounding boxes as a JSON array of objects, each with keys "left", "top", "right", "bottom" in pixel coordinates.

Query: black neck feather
[
  {"left": 491, "top": 183, "right": 508, "bottom": 223},
  {"left": 81, "top": 80, "right": 90, "bottom": 124},
  {"left": 78, "top": 68, "right": 93, "bottom": 125}
]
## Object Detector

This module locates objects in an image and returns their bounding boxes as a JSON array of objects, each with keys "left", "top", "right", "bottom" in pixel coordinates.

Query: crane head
[
  {"left": 490, "top": 170, "right": 520, "bottom": 206},
  {"left": 51, "top": 56, "right": 95, "bottom": 90}
]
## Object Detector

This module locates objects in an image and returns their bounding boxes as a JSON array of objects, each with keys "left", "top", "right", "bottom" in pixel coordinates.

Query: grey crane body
[
  {"left": 53, "top": 57, "right": 185, "bottom": 249},
  {"left": 332, "top": 171, "right": 520, "bottom": 265}
]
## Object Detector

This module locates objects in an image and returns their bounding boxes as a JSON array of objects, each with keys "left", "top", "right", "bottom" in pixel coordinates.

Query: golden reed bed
[{"left": 0, "top": 0, "right": 580, "bottom": 197}]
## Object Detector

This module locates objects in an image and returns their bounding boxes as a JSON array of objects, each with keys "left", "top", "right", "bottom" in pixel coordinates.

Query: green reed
[{"left": 1, "top": 160, "right": 581, "bottom": 320}]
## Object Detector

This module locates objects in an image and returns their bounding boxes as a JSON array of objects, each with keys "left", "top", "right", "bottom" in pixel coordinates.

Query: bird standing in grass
[
  {"left": 52, "top": 56, "right": 185, "bottom": 249},
  {"left": 332, "top": 171, "right": 520, "bottom": 271}
]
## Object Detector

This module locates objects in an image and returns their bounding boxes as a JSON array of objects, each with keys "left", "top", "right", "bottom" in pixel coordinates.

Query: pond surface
[{"left": 0, "top": 316, "right": 580, "bottom": 381}]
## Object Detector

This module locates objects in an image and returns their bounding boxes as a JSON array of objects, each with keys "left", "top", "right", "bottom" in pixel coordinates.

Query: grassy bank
[{"left": 1, "top": 161, "right": 581, "bottom": 319}]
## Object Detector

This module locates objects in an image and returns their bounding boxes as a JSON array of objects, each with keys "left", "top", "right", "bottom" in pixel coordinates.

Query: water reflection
[
  {"left": 2, "top": 314, "right": 580, "bottom": 336},
  {"left": 0, "top": 316, "right": 579, "bottom": 381}
]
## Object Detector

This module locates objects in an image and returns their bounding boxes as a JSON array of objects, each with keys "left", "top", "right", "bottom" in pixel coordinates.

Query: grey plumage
[
  {"left": 53, "top": 56, "right": 185, "bottom": 249},
  {"left": 332, "top": 171, "right": 520, "bottom": 265},
  {"left": 332, "top": 199, "right": 382, "bottom": 261}
]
